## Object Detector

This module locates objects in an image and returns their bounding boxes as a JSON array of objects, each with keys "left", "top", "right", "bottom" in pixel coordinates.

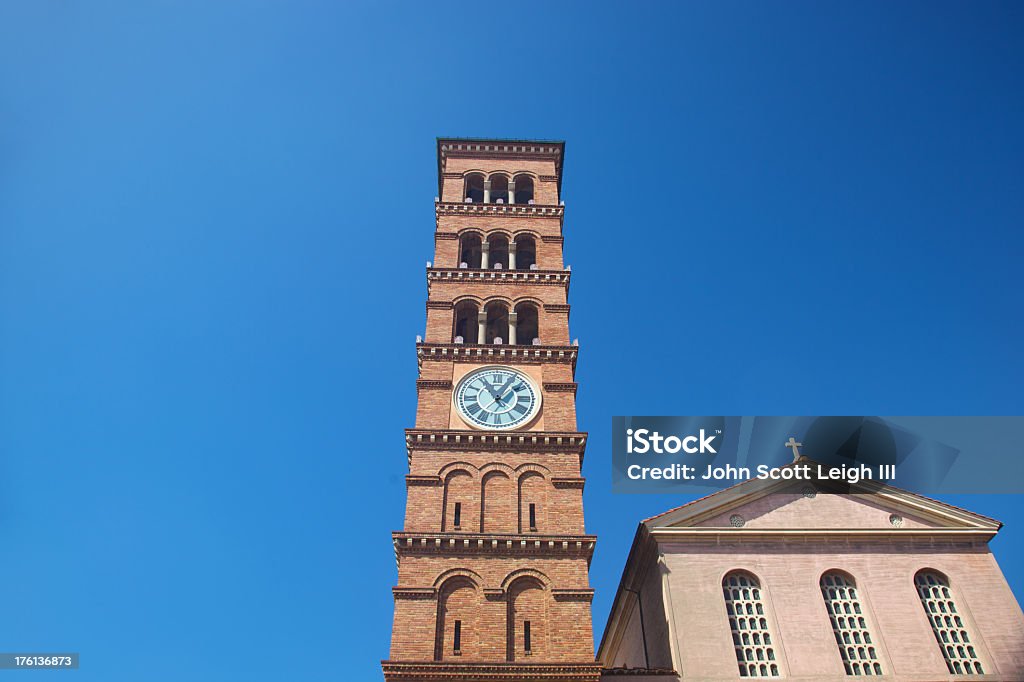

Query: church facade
[
  {"left": 598, "top": 470, "right": 1024, "bottom": 681},
  {"left": 382, "top": 139, "right": 601, "bottom": 682}
]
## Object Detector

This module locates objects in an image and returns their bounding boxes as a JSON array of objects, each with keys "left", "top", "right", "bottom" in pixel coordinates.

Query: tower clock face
[{"left": 454, "top": 366, "right": 541, "bottom": 430}]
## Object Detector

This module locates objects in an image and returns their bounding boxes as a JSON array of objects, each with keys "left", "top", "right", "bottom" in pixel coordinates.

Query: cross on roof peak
[{"left": 785, "top": 437, "right": 804, "bottom": 463}]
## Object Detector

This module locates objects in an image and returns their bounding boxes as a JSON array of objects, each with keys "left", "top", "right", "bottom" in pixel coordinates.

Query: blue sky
[{"left": 1, "top": 2, "right": 1022, "bottom": 680}]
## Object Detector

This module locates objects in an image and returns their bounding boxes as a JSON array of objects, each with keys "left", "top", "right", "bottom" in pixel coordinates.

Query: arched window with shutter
[
  {"left": 915, "top": 570, "right": 984, "bottom": 676},
  {"left": 820, "top": 572, "right": 883, "bottom": 676},
  {"left": 723, "top": 571, "right": 781, "bottom": 678}
]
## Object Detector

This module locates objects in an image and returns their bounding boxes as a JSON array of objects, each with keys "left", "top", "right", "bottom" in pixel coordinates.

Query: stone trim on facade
[{"left": 648, "top": 527, "right": 998, "bottom": 544}]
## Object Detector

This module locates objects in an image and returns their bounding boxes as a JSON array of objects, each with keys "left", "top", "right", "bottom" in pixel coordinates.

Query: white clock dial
[{"left": 454, "top": 366, "right": 540, "bottom": 430}]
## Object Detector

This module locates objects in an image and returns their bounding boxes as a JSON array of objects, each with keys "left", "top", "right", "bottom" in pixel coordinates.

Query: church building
[
  {"left": 598, "top": 458, "right": 1024, "bottom": 681},
  {"left": 382, "top": 138, "right": 1024, "bottom": 682},
  {"left": 382, "top": 139, "right": 601, "bottom": 682}
]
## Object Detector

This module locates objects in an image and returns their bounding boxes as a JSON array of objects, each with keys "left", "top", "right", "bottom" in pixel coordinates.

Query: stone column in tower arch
[
  {"left": 508, "top": 311, "right": 518, "bottom": 345},
  {"left": 477, "top": 310, "right": 487, "bottom": 344},
  {"left": 483, "top": 180, "right": 491, "bottom": 204},
  {"left": 481, "top": 241, "right": 490, "bottom": 270},
  {"left": 509, "top": 241, "right": 517, "bottom": 270},
  {"left": 508, "top": 181, "right": 516, "bottom": 205}
]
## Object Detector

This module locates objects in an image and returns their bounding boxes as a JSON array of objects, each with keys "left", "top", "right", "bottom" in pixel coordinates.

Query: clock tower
[{"left": 382, "top": 139, "right": 600, "bottom": 682}]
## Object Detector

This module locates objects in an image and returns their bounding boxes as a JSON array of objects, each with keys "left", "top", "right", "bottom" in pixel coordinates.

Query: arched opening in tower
[
  {"left": 515, "top": 236, "right": 536, "bottom": 270},
  {"left": 452, "top": 300, "right": 480, "bottom": 344},
  {"left": 464, "top": 173, "right": 484, "bottom": 203},
  {"left": 459, "top": 233, "right": 482, "bottom": 269},
  {"left": 484, "top": 301, "right": 509, "bottom": 344},
  {"left": 513, "top": 174, "right": 534, "bottom": 204}
]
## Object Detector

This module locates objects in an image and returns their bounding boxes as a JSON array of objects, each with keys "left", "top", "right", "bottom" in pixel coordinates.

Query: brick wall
[{"left": 403, "top": 450, "right": 586, "bottom": 535}]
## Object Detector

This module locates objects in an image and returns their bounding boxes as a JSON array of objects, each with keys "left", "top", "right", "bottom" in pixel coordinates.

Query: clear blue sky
[{"left": 2, "top": 2, "right": 1022, "bottom": 680}]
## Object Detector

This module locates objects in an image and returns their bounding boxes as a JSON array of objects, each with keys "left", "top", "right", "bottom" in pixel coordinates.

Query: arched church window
[
  {"left": 821, "top": 572, "right": 883, "bottom": 677},
  {"left": 915, "top": 570, "right": 985, "bottom": 675},
  {"left": 723, "top": 572, "right": 780, "bottom": 677}
]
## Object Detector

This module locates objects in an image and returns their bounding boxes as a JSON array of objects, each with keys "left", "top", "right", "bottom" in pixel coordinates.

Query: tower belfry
[{"left": 382, "top": 139, "right": 600, "bottom": 682}]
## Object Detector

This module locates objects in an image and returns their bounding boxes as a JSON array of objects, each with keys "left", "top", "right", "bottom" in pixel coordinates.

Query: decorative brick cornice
[
  {"left": 543, "top": 303, "right": 571, "bottom": 313},
  {"left": 426, "top": 300, "right": 453, "bottom": 310},
  {"left": 541, "top": 235, "right": 564, "bottom": 244},
  {"left": 393, "top": 532, "right": 596, "bottom": 562},
  {"left": 382, "top": 660, "right": 602, "bottom": 682},
  {"left": 405, "top": 429, "right": 588, "bottom": 466},
  {"left": 416, "top": 343, "right": 578, "bottom": 369},
  {"left": 436, "top": 201, "right": 563, "bottom": 217},
  {"left": 435, "top": 231, "right": 459, "bottom": 240},
  {"left": 392, "top": 586, "right": 437, "bottom": 600},
  {"left": 538, "top": 174, "right": 559, "bottom": 182},
  {"left": 438, "top": 139, "right": 563, "bottom": 167},
  {"left": 435, "top": 201, "right": 564, "bottom": 230},
  {"left": 551, "top": 477, "right": 586, "bottom": 489},
  {"left": 405, "top": 475, "right": 442, "bottom": 487},
  {"left": 427, "top": 267, "right": 570, "bottom": 288},
  {"left": 552, "top": 588, "right": 595, "bottom": 602},
  {"left": 543, "top": 382, "right": 577, "bottom": 394},
  {"left": 416, "top": 379, "right": 452, "bottom": 391}
]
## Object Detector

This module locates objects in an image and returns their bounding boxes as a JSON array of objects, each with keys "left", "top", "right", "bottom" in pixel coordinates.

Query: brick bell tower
[{"left": 382, "top": 139, "right": 600, "bottom": 682}]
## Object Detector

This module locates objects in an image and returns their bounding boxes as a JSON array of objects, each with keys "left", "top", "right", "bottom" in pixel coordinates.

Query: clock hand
[
  {"left": 479, "top": 379, "right": 500, "bottom": 399},
  {"left": 495, "top": 375, "right": 517, "bottom": 398}
]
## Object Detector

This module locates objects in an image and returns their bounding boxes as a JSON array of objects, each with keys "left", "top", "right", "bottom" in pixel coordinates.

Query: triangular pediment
[{"left": 645, "top": 463, "right": 1000, "bottom": 532}]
